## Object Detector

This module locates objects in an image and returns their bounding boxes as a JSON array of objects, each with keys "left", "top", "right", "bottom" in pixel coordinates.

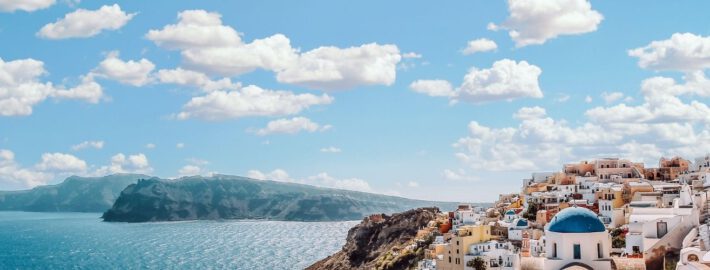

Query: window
[
  {"left": 597, "top": 243, "right": 603, "bottom": 258},
  {"left": 553, "top": 243, "right": 557, "bottom": 258},
  {"left": 573, "top": 244, "right": 581, "bottom": 260},
  {"left": 448, "top": 256, "right": 451, "bottom": 263}
]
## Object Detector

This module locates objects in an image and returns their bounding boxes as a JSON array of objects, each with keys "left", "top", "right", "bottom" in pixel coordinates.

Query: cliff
[
  {"left": 0, "top": 174, "right": 148, "bottom": 212},
  {"left": 102, "top": 175, "right": 459, "bottom": 222},
  {"left": 307, "top": 208, "right": 439, "bottom": 270}
]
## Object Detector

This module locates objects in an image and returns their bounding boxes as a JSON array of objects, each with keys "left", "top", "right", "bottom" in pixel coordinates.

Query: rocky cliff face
[
  {"left": 307, "top": 208, "right": 438, "bottom": 270},
  {"left": 102, "top": 175, "right": 458, "bottom": 222}
]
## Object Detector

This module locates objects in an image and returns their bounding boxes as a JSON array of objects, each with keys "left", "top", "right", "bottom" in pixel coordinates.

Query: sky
[{"left": 1, "top": 0, "right": 710, "bottom": 202}]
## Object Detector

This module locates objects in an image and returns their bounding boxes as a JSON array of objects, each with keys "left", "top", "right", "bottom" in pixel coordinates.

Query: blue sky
[{"left": 1, "top": 0, "right": 710, "bottom": 202}]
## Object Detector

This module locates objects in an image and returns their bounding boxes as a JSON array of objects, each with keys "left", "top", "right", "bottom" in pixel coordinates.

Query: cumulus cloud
[
  {"left": 0, "top": 0, "right": 55, "bottom": 12},
  {"left": 491, "top": 0, "right": 603, "bottom": 47},
  {"left": 0, "top": 150, "right": 51, "bottom": 189},
  {"left": 177, "top": 85, "right": 333, "bottom": 121},
  {"left": 156, "top": 68, "right": 240, "bottom": 92},
  {"left": 463, "top": 38, "right": 497, "bottom": 55},
  {"left": 71, "top": 140, "right": 104, "bottom": 151},
  {"left": 629, "top": 33, "right": 710, "bottom": 72},
  {"left": 247, "top": 169, "right": 372, "bottom": 192},
  {"left": 37, "top": 4, "right": 135, "bottom": 39},
  {"left": 0, "top": 150, "right": 91, "bottom": 190},
  {"left": 94, "top": 153, "right": 152, "bottom": 175},
  {"left": 452, "top": 72, "right": 710, "bottom": 173},
  {"left": 147, "top": 10, "right": 401, "bottom": 91},
  {"left": 275, "top": 43, "right": 401, "bottom": 90},
  {"left": 35, "top": 153, "right": 87, "bottom": 172},
  {"left": 409, "top": 80, "right": 455, "bottom": 97},
  {"left": 307, "top": 172, "right": 371, "bottom": 192},
  {"left": 247, "top": 169, "right": 293, "bottom": 182},
  {"left": 90, "top": 51, "right": 155, "bottom": 86},
  {"left": 177, "top": 165, "right": 201, "bottom": 177},
  {"left": 411, "top": 59, "right": 543, "bottom": 103},
  {"left": 254, "top": 117, "right": 331, "bottom": 136},
  {"left": 0, "top": 57, "right": 103, "bottom": 116}
]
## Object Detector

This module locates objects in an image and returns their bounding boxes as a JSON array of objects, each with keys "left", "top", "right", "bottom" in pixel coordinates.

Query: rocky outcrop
[
  {"left": 102, "top": 175, "right": 458, "bottom": 222},
  {"left": 0, "top": 174, "right": 148, "bottom": 212},
  {"left": 307, "top": 208, "right": 439, "bottom": 270}
]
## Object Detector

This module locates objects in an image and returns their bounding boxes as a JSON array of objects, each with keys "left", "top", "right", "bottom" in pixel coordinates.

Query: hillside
[
  {"left": 0, "top": 174, "right": 149, "bottom": 212},
  {"left": 102, "top": 175, "right": 461, "bottom": 222},
  {"left": 307, "top": 208, "right": 439, "bottom": 270}
]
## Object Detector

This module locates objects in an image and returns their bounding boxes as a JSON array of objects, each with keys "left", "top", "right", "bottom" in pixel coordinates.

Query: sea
[{"left": 0, "top": 211, "right": 358, "bottom": 270}]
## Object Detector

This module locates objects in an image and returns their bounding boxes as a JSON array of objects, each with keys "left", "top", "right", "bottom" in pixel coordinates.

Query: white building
[
  {"left": 543, "top": 207, "right": 612, "bottom": 270},
  {"left": 508, "top": 219, "right": 529, "bottom": 241},
  {"left": 465, "top": 240, "right": 520, "bottom": 270}
]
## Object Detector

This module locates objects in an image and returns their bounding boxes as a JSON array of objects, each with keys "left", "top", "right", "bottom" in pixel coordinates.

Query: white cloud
[
  {"left": 254, "top": 117, "right": 330, "bottom": 136},
  {"left": 0, "top": 0, "right": 55, "bottom": 12},
  {"left": 94, "top": 153, "right": 152, "bottom": 175},
  {"left": 37, "top": 4, "right": 135, "bottom": 39},
  {"left": 156, "top": 68, "right": 240, "bottom": 92},
  {"left": 145, "top": 9, "right": 242, "bottom": 50},
  {"left": 457, "top": 59, "right": 543, "bottom": 103},
  {"left": 0, "top": 149, "right": 51, "bottom": 189},
  {"left": 584, "top": 95, "right": 593, "bottom": 103},
  {"left": 246, "top": 169, "right": 372, "bottom": 192},
  {"left": 492, "top": 0, "right": 603, "bottom": 47},
  {"left": 35, "top": 152, "right": 87, "bottom": 172},
  {"left": 176, "top": 143, "right": 185, "bottom": 149},
  {"left": 320, "top": 146, "right": 341, "bottom": 153},
  {"left": 409, "top": 79, "right": 454, "bottom": 97},
  {"left": 147, "top": 10, "right": 402, "bottom": 91},
  {"left": 601, "top": 91, "right": 624, "bottom": 104},
  {"left": 629, "top": 33, "right": 710, "bottom": 72},
  {"left": 177, "top": 85, "right": 333, "bottom": 121},
  {"left": 247, "top": 169, "right": 293, "bottom": 182},
  {"left": 275, "top": 43, "right": 401, "bottom": 90},
  {"left": 145, "top": 143, "right": 155, "bottom": 149},
  {"left": 451, "top": 72, "right": 710, "bottom": 174},
  {"left": 91, "top": 51, "right": 155, "bottom": 86},
  {"left": 51, "top": 76, "right": 104, "bottom": 103},
  {"left": 307, "top": 172, "right": 371, "bottom": 192},
  {"left": 177, "top": 165, "right": 201, "bottom": 177},
  {"left": 407, "top": 181, "right": 419, "bottom": 188},
  {"left": 71, "top": 140, "right": 104, "bottom": 151},
  {"left": 463, "top": 38, "right": 497, "bottom": 55},
  {"left": 586, "top": 74, "right": 710, "bottom": 125},
  {"left": 0, "top": 57, "right": 103, "bottom": 116},
  {"left": 410, "top": 59, "right": 543, "bottom": 103}
]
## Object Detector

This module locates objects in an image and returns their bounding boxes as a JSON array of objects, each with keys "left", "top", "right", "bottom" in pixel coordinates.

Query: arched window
[
  {"left": 689, "top": 254, "right": 699, "bottom": 262},
  {"left": 553, "top": 243, "right": 557, "bottom": 258},
  {"left": 597, "top": 243, "right": 603, "bottom": 258}
]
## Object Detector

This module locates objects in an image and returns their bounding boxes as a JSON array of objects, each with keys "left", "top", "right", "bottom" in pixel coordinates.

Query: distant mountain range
[
  {"left": 0, "top": 174, "right": 149, "bottom": 212},
  {"left": 0, "top": 174, "right": 474, "bottom": 222},
  {"left": 102, "top": 175, "right": 464, "bottom": 222}
]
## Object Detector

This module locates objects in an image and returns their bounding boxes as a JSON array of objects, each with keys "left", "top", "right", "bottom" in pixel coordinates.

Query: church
[{"left": 544, "top": 207, "right": 612, "bottom": 270}]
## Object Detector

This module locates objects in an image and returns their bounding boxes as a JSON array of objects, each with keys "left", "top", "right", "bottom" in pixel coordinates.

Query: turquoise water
[{"left": 0, "top": 212, "right": 357, "bottom": 269}]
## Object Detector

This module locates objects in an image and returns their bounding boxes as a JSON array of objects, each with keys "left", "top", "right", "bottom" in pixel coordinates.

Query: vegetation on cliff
[
  {"left": 102, "top": 175, "right": 459, "bottom": 222},
  {"left": 307, "top": 208, "right": 440, "bottom": 270}
]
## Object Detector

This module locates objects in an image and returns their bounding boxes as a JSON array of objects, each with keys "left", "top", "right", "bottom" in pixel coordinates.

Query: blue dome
[
  {"left": 547, "top": 207, "right": 605, "bottom": 233},
  {"left": 515, "top": 219, "right": 528, "bottom": 227},
  {"left": 505, "top": 210, "right": 515, "bottom": 215}
]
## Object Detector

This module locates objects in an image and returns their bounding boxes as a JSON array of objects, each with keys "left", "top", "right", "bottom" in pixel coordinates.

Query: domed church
[{"left": 544, "top": 206, "right": 612, "bottom": 270}]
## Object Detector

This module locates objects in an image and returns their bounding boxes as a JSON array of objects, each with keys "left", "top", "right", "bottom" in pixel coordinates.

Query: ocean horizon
[{"left": 0, "top": 211, "right": 357, "bottom": 269}]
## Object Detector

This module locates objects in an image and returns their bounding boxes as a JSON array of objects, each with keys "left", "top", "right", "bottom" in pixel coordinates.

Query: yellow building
[{"left": 436, "top": 225, "right": 492, "bottom": 270}]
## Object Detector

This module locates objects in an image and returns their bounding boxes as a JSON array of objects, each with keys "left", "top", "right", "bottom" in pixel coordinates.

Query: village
[{"left": 415, "top": 155, "right": 710, "bottom": 270}]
